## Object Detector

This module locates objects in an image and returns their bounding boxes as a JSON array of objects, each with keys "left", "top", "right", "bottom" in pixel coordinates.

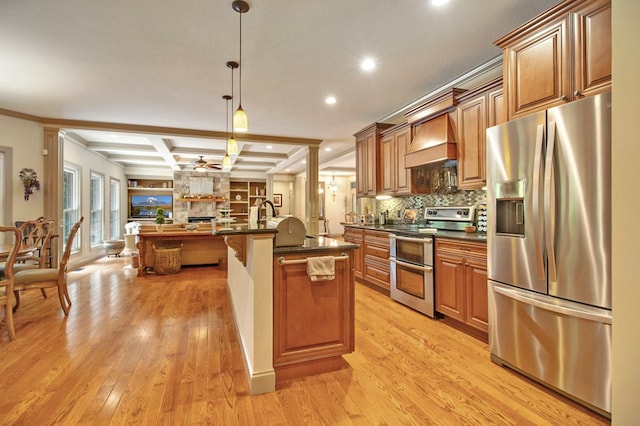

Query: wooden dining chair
[
  {"left": 13, "top": 217, "right": 84, "bottom": 315},
  {"left": 1, "top": 218, "right": 54, "bottom": 300},
  {"left": 17, "top": 217, "right": 54, "bottom": 268},
  {"left": 0, "top": 226, "right": 22, "bottom": 340}
]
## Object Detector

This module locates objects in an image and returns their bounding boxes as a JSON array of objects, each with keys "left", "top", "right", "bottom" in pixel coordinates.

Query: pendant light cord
[
  {"left": 238, "top": 10, "right": 242, "bottom": 108},
  {"left": 230, "top": 65, "right": 235, "bottom": 139}
]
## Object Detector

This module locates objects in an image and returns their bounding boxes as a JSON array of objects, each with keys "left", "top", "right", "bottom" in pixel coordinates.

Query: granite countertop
[
  {"left": 274, "top": 236, "right": 358, "bottom": 254},
  {"left": 214, "top": 226, "right": 358, "bottom": 253},
  {"left": 213, "top": 224, "right": 278, "bottom": 236},
  {"left": 343, "top": 223, "right": 487, "bottom": 243}
]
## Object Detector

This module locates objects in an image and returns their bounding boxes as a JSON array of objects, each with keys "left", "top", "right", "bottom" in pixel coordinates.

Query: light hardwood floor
[{"left": 0, "top": 256, "right": 609, "bottom": 425}]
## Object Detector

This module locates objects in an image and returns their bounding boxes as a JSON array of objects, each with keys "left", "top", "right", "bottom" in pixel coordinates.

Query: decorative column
[
  {"left": 266, "top": 173, "right": 274, "bottom": 218},
  {"left": 306, "top": 146, "right": 319, "bottom": 236},
  {"left": 43, "top": 127, "right": 62, "bottom": 266}
]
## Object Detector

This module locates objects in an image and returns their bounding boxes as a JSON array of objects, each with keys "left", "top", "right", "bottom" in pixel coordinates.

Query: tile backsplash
[{"left": 375, "top": 189, "right": 487, "bottom": 223}]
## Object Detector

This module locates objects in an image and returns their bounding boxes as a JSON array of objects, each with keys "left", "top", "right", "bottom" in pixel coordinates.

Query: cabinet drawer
[
  {"left": 364, "top": 257, "right": 390, "bottom": 288},
  {"left": 435, "top": 239, "right": 486, "bottom": 258},
  {"left": 364, "top": 230, "right": 391, "bottom": 246},
  {"left": 344, "top": 227, "right": 364, "bottom": 240},
  {"left": 364, "top": 243, "right": 389, "bottom": 260}
]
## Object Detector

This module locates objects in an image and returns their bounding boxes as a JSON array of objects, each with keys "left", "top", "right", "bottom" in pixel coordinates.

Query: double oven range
[{"left": 389, "top": 206, "right": 476, "bottom": 318}]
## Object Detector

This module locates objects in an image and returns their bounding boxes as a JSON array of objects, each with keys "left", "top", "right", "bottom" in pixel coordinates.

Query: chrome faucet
[{"left": 257, "top": 199, "right": 277, "bottom": 224}]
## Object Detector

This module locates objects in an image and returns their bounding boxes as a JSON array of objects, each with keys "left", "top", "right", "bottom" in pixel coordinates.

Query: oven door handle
[
  {"left": 390, "top": 257, "right": 433, "bottom": 272},
  {"left": 390, "top": 235, "right": 433, "bottom": 244}
]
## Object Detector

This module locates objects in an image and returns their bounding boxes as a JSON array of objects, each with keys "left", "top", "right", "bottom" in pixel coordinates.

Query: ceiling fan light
[
  {"left": 227, "top": 136, "right": 239, "bottom": 156},
  {"left": 222, "top": 153, "right": 232, "bottom": 169},
  {"left": 195, "top": 166, "right": 207, "bottom": 173},
  {"left": 233, "top": 106, "right": 248, "bottom": 133}
]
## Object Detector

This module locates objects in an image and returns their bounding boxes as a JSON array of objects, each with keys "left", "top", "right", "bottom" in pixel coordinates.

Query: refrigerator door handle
[
  {"left": 544, "top": 121, "right": 557, "bottom": 283},
  {"left": 532, "top": 123, "right": 546, "bottom": 280},
  {"left": 492, "top": 284, "right": 612, "bottom": 324}
]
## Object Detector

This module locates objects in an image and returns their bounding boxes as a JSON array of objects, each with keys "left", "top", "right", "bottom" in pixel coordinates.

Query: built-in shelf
[
  {"left": 128, "top": 187, "right": 173, "bottom": 192},
  {"left": 230, "top": 179, "right": 267, "bottom": 224},
  {"left": 178, "top": 198, "right": 226, "bottom": 203},
  {"left": 127, "top": 217, "right": 174, "bottom": 223}
]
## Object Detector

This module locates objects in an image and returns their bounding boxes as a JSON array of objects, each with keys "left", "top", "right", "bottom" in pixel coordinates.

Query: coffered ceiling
[{"left": 0, "top": 0, "right": 561, "bottom": 177}]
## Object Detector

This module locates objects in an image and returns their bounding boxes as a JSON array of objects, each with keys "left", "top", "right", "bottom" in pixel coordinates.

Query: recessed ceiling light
[
  {"left": 301, "top": 160, "right": 306, "bottom": 164},
  {"left": 325, "top": 147, "right": 332, "bottom": 152},
  {"left": 286, "top": 168, "right": 291, "bottom": 172},
  {"left": 431, "top": 0, "right": 449, "bottom": 6},
  {"left": 325, "top": 96, "right": 337, "bottom": 105},
  {"left": 266, "top": 145, "right": 273, "bottom": 149},
  {"left": 360, "top": 58, "right": 376, "bottom": 72}
]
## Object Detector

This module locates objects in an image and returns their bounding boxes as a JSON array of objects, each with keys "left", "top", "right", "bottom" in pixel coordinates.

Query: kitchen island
[
  {"left": 217, "top": 226, "right": 357, "bottom": 394},
  {"left": 135, "top": 227, "right": 227, "bottom": 276}
]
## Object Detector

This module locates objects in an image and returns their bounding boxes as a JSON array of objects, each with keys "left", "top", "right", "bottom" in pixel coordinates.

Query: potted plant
[{"left": 155, "top": 207, "right": 165, "bottom": 232}]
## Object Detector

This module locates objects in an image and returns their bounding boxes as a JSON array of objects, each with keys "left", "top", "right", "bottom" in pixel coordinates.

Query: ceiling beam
[
  {"left": 38, "top": 117, "right": 322, "bottom": 147},
  {"left": 147, "top": 137, "right": 181, "bottom": 171}
]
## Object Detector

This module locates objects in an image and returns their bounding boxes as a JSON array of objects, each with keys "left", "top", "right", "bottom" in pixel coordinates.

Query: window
[
  {"left": 110, "top": 178, "right": 120, "bottom": 240},
  {"left": 90, "top": 172, "right": 104, "bottom": 246},
  {"left": 63, "top": 165, "right": 81, "bottom": 251}
]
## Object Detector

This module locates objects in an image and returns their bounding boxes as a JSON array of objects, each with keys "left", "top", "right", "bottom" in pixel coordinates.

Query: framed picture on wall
[{"left": 273, "top": 193, "right": 283, "bottom": 207}]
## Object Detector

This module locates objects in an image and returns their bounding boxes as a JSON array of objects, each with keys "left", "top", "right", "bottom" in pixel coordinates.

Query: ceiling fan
[{"left": 193, "top": 156, "right": 222, "bottom": 172}]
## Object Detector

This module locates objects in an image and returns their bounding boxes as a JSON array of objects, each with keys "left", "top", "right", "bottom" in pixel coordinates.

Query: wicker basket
[{"left": 153, "top": 244, "right": 183, "bottom": 275}]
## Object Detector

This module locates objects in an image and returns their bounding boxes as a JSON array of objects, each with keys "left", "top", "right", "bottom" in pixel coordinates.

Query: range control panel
[{"left": 424, "top": 206, "right": 475, "bottom": 222}]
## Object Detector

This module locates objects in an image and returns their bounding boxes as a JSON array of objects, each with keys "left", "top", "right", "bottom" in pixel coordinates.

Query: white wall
[
  {"left": 272, "top": 178, "right": 294, "bottom": 216},
  {"left": 612, "top": 0, "right": 640, "bottom": 423},
  {"left": 0, "top": 115, "right": 129, "bottom": 265},
  {"left": 320, "top": 175, "right": 352, "bottom": 237},
  {"left": 294, "top": 174, "right": 355, "bottom": 237},
  {"left": 226, "top": 237, "right": 276, "bottom": 394},
  {"left": 0, "top": 115, "right": 44, "bottom": 224},
  {"left": 64, "top": 137, "right": 128, "bottom": 262}
]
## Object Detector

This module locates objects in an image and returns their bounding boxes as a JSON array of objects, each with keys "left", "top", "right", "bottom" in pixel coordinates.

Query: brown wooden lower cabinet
[
  {"left": 343, "top": 227, "right": 363, "bottom": 279},
  {"left": 344, "top": 227, "right": 391, "bottom": 294},
  {"left": 272, "top": 249, "right": 355, "bottom": 383},
  {"left": 435, "top": 238, "right": 488, "bottom": 340},
  {"left": 362, "top": 230, "right": 391, "bottom": 292}
]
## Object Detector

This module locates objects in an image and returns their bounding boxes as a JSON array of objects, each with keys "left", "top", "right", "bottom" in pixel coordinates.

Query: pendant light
[
  {"left": 222, "top": 151, "right": 232, "bottom": 171},
  {"left": 232, "top": 0, "right": 249, "bottom": 133},
  {"left": 222, "top": 95, "right": 232, "bottom": 172},
  {"left": 226, "top": 61, "right": 239, "bottom": 157},
  {"left": 329, "top": 174, "right": 338, "bottom": 201}
]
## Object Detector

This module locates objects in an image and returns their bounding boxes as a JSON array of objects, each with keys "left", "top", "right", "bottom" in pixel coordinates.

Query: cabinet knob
[
  {"left": 574, "top": 90, "right": 581, "bottom": 97},
  {"left": 561, "top": 95, "right": 567, "bottom": 101}
]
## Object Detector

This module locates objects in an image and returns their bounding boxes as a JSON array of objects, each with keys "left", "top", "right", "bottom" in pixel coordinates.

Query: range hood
[{"left": 405, "top": 113, "right": 457, "bottom": 168}]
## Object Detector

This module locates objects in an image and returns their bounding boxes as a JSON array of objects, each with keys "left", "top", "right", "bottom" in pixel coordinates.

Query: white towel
[{"left": 306, "top": 256, "right": 335, "bottom": 282}]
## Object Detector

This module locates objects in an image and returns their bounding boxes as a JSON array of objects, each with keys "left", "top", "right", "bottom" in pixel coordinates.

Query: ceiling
[{"left": 0, "top": 0, "right": 561, "bottom": 178}]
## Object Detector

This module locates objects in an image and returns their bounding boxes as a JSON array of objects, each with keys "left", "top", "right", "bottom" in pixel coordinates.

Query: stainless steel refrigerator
[{"left": 486, "top": 92, "right": 611, "bottom": 417}]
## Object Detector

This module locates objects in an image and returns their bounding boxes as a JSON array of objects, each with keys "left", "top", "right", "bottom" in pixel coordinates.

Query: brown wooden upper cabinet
[
  {"left": 380, "top": 123, "right": 412, "bottom": 196},
  {"left": 354, "top": 123, "right": 393, "bottom": 197},
  {"left": 456, "top": 77, "right": 504, "bottom": 190},
  {"left": 496, "top": 0, "right": 611, "bottom": 120}
]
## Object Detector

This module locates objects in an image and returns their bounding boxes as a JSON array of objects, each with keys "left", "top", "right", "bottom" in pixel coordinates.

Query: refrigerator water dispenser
[{"left": 494, "top": 180, "right": 525, "bottom": 237}]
